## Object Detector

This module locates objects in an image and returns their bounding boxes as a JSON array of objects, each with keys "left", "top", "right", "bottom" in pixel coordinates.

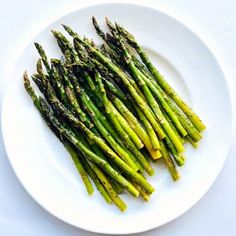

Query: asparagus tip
[
  {"left": 91, "top": 16, "right": 96, "bottom": 24},
  {"left": 36, "top": 59, "right": 43, "bottom": 74},
  {"left": 62, "top": 24, "right": 77, "bottom": 37},
  {"left": 105, "top": 16, "right": 110, "bottom": 24},
  {"left": 105, "top": 17, "right": 115, "bottom": 31},
  {"left": 51, "top": 30, "right": 58, "bottom": 37},
  {"left": 34, "top": 42, "right": 42, "bottom": 51},
  {"left": 23, "top": 71, "right": 29, "bottom": 84},
  {"left": 61, "top": 24, "right": 70, "bottom": 33}
]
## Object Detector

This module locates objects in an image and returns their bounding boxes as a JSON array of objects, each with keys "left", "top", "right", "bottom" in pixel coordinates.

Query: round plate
[{"left": 2, "top": 3, "right": 233, "bottom": 235}]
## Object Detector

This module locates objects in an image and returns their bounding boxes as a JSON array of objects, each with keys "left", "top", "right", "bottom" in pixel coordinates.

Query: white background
[{"left": 0, "top": 0, "right": 236, "bottom": 235}]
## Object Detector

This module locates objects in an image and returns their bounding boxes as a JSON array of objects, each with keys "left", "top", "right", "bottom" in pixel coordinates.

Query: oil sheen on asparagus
[{"left": 23, "top": 17, "right": 205, "bottom": 212}]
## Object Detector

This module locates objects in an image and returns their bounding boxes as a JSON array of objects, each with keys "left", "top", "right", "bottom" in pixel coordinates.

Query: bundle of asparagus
[{"left": 23, "top": 17, "right": 205, "bottom": 211}]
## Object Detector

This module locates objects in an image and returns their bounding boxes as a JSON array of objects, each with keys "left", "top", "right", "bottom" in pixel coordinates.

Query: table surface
[{"left": 0, "top": 0, "right": 236, "bottom": 235}]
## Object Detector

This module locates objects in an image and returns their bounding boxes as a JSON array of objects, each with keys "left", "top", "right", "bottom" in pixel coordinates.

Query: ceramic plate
[{"left": 2, "top": 3, "right": 233, "bottom": 235}]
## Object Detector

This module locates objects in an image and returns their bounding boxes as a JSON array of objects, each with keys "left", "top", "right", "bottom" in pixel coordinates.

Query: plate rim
[{"left": 1, "top": 2, "right": 233, "bottom": 235}]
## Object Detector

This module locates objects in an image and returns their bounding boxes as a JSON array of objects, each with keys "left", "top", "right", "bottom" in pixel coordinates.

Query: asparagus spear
[
  {"left": 132, "top": 182, "right": 150, "bottom": 202},
  {"left": 24, "top": 72, "right": 94, "bottom": 195},
  {"left": 103, "top": 39, "right": 186, "bottom": 144},
  {"left": 37, "top": 44, "right": 139, "bottom": 172},
  {"left": 95, "top": 70, "right": 154, "bottom": 175},
  {"left": 115, "top": 23, "right": 206, "bottom": 132},
  {"left": 63, "top": 84, "right": 127, "bottom": 197},
  {"left": 160, "top": 141, "right": 180, "bottom": 181},
  {"left": 31, "top": 67, "right": 142, "bottom": 184},
  {"left": 44, "top": 66, "right": 126, "bottom": 204},
  {"left": 67, "top": 72, "right": 144, "bottom": 172},
  {"left": 51, "top": 59, "right": 73, "bottom": 89},
  {"left": 44, "top": 82, "right": 154, "bottom": 194},
  {"left": 133, "top": 56, "right": 202, "bottom": 142},
  {"left": 164, "top": 134, "right": 185, "bottom": 166},
  {"left": 102, "top": 77, "right": 127, "bottom": 101},
  {"left": 62, "top": 25, "right": 166, "bottom": 146},
  {"left": 23, "top": 18, "right": 207, "bottom": 211},
  {"left": 89, "top": 72, "right": 144, "bottom": 150},
  {"left": 133, "top": 104, "right": 162, "bottom": 159},
  {"left": 79, "top": 156, "right": 112, "bottom": 203},
  {"left": 78, "top": 89, "right": 140, "bottom": 171},
  {"left": 81, "top": 87, "right": 145, "bottom": 172},
  {"left": 29, "top": 70, "right": 115, "bottom": 200},
  {"left": 34, "top": 43, "right": 51, "bottom": 75},
  {"left": 50, "top": 62, "right": 67, "bottom": 104},
  {"left": 53, "top": 32, "right": 146, "bottom": 154},
  {"left": 27, "top": 60, "right": 127, "bottom": 209},
  {"left": 109, "top": 93, "right": 161, "bottom": 159},
  {"left": 65, "top": 143, "right": 94, "bottom": 194},
  {"left": 45, "top": 78, "right": 140, "bottom": 173},
  {"left": 105, "top": 28, "right": 184, "bottom": 154},
  {"left": 160, "top": 106, "right": 185, "bottom": 144},
  {"left": 185, "top": 135, "right": 198, "bottom": 148},
  {"left": 91, "top": 18, "right": 163, "bottom": 148},
  {"left": 86, "top": 160, "right": 127, "bottom": 211},
  {"left": 35, "top": 93, "right": 140, "bottom": 197}
]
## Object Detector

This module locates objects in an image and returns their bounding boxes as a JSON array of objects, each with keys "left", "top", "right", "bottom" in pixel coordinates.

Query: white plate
[{"left": 1, "top": 3, "right": 233, "bottom": 235}]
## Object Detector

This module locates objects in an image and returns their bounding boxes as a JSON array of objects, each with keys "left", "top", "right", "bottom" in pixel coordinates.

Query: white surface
[
  {"left": 2, "top": 3, "right": 233, "bottom": 234},
  {"left": 0, "top": 0, "right": 236, "bottom": 236}
]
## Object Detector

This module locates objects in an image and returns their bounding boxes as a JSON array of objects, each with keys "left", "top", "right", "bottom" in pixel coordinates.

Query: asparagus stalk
[
  {"left": 34, "top": 43, "right": 51, "bottom": 75},
  {"left": 68, "top": 73, "right": 144, "bottom": 172},
  {"left": 79, "top": 156, "right": 112, "bottom": 203},
  {"left": 103, "top": 43, "right": 187, "bottom": 140},
  {"left": 185, "top": 135, "right": 198, "bottom": 148},
  {"left": 24, "top": 72, "right": 94, "bottom": 195},
  {"left": 106, "top": 30, "right": 184, "bottom": 153},
  {"left": 91, "top": 18, "right": 164, "bottom": 148},
  {"left": 51, "top": 59, "right": 73, "bottom": 89},
  {"left": 93, "top": 73, "right": 144, "bottom": 150},
  {"left": 23, "top": 18, "right": 207, "bottom": 210},
  {"left": 50, "top": 57, "right": 140, "bottom": 172},
  {"left": 110, "top": 102, "right": 144, "bottom": 150},
  {"left": 133, "top": 56, "right": 202, "bottom": 142},
  {"left": 65, "top": 143, "right": 94, "bottom": 194},
  {"left": 39, "top": 96, "right": 141, "bottom": 197},
  {"left": 71, "top": 115, "right": 126, "bottom": 199},
  {"left": 135, "top": 67, "right": 187, "bottom": 137},
  {"left": 28, "top": 71, "right": 115, "bottom": 201},
  {"left": 160, "top": 106, "right": 185, "bottom": 144},
  {"left": 102, "top": 76, "right": 127, "bottom": 101},
  {"left": 50, "top": 61, "right": 67, "bottom": 104},
  {"left": 81, "top": 87, "right": 143, "bottom": 170},
  {"left": 62, "top": 25, "right": 166, "bottom": 146},
  {"left": 65, "top": 115, "right": 125, "bottom": 207},
  {"left": 115, "top": 23, "right": 206, "bottom": 132},
  {"left": 45, "top": 82, "right": 154, "bottom": 194},
  {"left": 132, "top": 182, "right": 150, "bottom": 202},
  {"left": 104, "top": 22, "right": 184, "bottom": 154},
  {"left": 35, "top": 43, "right": 68, "bottom": 104},
  {"left": 87, "top": 160, "right": 127, "bottom": 211},
  {"left": 53, "top": 32, "right": 146, "bottom": 155},
  {"left": 109, "top": 178, "right": 125, "bottom": 194},
  {"left": 46, "top": 79, "right": 139, "bottom": 172},
  {"left": 109, "top": 94, "right": 161, "bottom": 159},
  {"left": 30, "top": 55, "right": 120, "bottom": 206},
  {"left": 164, "top": 134, "right": 185, "bottom": 166},
  {"left": 160, "top": 141, "right": 180, "bottom": 181},
  {"left": 36, "top": 59, "right": 44, "bottom": 75},
  {"left": 110, "top": 103, "right": 155, "bottom": 174},
  {"left": 32, "top": 69, "right": 142, "bottom": 183},
  {"left": 95, "top": 71, "right": 154, "bottom": 175}
]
